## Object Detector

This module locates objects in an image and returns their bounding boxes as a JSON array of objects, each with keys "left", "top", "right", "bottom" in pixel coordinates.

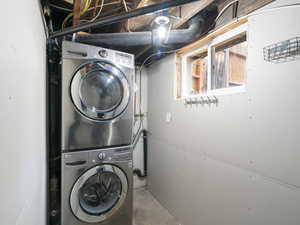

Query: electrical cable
[
  {"left": 122, "top": 0, "right": 129, "bottom": 12},
  {"left": 83, "top": 0, "right": 124, "bottom": 13},
  {"left": 206, "top": 0, "right": 239, "bottom": 34},
  {"left": 88, "top": 0, "right": 105, "bottom": 22},
  {"left": 92, "top": 0, "right": 101, "bottom": 17},
  {"left": 133, "top": 48, "right": 181, "bottom": 177},
  {"left": 141, "top": 48, "right": 181, "bottom": 68},
  {"left": 62, "top": 0, "right": 91, "bottom": 29},
  {"left": 215, "top": 0, "right": 239, "bottom": 22},
  {"left": 133, "top": 48, "right": 181, "bottom": 143},
  {"left": 132, "top": 65, "right": 144, "bottom": 143},
  {"left": 207, "top": 1, "right": 300, "bottom": 35}
]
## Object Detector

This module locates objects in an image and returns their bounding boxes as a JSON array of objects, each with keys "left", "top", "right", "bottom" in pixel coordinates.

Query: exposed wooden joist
[
  {"left": 73, "top": 0, "right": 82, "bottom": 25},
  {"left": 243, "top": 0, "right": 274, "bottom": 14},
  {"left": 215, "top": 0, "right": 274, "bottom": 27},
  {"left": 172, "top": 0, "right": 214, "bottom": 28},
  {"left": 135, "top": 0, "right": 151, "bottom": 8},
  {"left": 129, "top": 0, "right": 214, "bottom": 31}
]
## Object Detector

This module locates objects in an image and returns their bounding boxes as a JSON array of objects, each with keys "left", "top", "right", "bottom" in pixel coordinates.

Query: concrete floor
[{"left": 133, "top": 188, "right": 181, "bottom": 225}]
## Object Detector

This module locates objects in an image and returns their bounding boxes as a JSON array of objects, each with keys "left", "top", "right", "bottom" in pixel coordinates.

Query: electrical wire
[
  {"left": 61, "top": 0, "right": 91, "bottom": 29},
  {"left": 208, "top": 1, "right": 300, "bottom": 34},
  {"left": 122, "top": 0, "right": 129, "bottom": 12},
  {"left": 133, "top": 48, "right": 181, "bottom": 142},
  {"left": 140, "top": 48, "right": 181, "bottom": 68},
  {"left": 92, "top": 0, "right": 101, "bottom": 17},
  {"left": 88, "top": 0, "right": 105, "bottom": 22},
  {"left": 85, "top": 0, "right": 122, "bottom": 12},
  {"left": 215, "top": 0, "right": 239, "bottom": 22},
  {"left": 206, "top": 0, "right": 239, "bottom": 34}
]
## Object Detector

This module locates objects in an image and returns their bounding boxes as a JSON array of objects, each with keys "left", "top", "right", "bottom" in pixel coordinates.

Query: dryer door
[
  {"left": 70, "top": 165, "right": 128, "bottom": 223},
  {"left": 71, "top": 60, "right": 130, "bottom": 121}
]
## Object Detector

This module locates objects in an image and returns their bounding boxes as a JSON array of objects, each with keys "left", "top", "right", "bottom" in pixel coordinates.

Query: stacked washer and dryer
[{"left": 60, "top": 41, "right": 135, "bottom": 225}]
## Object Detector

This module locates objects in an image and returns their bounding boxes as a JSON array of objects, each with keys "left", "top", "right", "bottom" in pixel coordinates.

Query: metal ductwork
[{"left": 75, "top": 15, "right": 205, "bottom": 48}]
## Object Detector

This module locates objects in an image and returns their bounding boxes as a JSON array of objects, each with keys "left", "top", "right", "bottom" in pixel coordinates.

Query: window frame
[{"left": 179, "top": 23, "right": 248, "bottom": 99}]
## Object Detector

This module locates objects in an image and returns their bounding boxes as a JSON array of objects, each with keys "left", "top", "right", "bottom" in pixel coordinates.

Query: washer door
[
  {"left": 71, "top": 61, "right": 130, "bottom": 121},
  {"left": 70, "top": 165, "right": 128, "bottom": 223}
]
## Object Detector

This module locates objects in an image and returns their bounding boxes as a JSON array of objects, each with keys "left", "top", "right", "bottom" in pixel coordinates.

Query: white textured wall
[
  {"left": 0, "top": 1, "right": 46, "bottom": 225},
  {"left": 147, "top": 1, "right": 300, "bottom": 225},
  {"left": 133, "top": 68, "right": 148, "bottom": 188}
]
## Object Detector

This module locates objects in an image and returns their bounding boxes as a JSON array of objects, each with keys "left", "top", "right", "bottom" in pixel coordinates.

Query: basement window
[
  {"left": 188, "top": 51, "right": 208, "bottom": 94},
  {"left": 212, "top": 35, "right": 247, "bottom": 90},
  {"left": 177, "top": 23, "right": 248, "bottom": 98}
]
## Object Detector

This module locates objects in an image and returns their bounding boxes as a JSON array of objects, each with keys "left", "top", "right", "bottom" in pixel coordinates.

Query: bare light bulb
[{"left": 157, "top": 26, "right": 167, "bottom": 39}]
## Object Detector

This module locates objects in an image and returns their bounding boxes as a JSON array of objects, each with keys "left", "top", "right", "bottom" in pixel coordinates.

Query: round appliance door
[
  {"left": 70, "top": 165, "right": 128, "bottom": 223},
  {"left": 71, "top": 60, "right": 130, "bottom": 121}
]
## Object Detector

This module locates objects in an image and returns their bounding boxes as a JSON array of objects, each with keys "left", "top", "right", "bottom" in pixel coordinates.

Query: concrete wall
[
  {"left": 0, "top": 1, "right": 46, "bottom": 225},
  {"left": 147, "top": 1, "right": 300, "bottom": 225}
]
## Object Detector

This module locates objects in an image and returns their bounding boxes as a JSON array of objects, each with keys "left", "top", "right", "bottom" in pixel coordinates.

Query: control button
[
  {"left": 98, "top": 152, "right": 106, "bottom": 160},
  {"left": 98, "top": 49, "right": 108, "bottom": 58}
]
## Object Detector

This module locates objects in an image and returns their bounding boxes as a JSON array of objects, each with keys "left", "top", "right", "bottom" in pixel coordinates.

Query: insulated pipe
[
  {"left": 75, "top": 15, "right": 205, "bottom": 47},
  {"left": 50, "top": 0, "right": 204, "bottom": 38},
  {"left": 133, "top": 130, "right": 148, "bottom": 179}
]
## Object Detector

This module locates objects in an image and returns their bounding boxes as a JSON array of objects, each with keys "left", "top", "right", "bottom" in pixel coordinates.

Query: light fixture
[
  {"left": 153, "top": 15, "right": 170, "bottom": 40},
  {"left": 157, "top": 26, "right": 167, "bottom": 39}
]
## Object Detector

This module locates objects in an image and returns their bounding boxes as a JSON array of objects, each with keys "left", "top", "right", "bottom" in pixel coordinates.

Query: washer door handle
[{"left": 66, "top": 160, "right": 87, "bottom": 166}]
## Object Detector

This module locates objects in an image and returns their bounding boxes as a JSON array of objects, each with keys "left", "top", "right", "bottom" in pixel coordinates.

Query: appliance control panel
[
  {"left": 89, "top": 148, "right": 132, "bottom": 164},
  {"left": 115, "top": 52, "right": 134, "bottom": 68},
  {"left": 62, "top": 41, "right": 134, "bottom": 69}
]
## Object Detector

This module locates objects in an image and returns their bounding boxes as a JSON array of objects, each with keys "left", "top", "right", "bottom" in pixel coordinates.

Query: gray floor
[{"left": 133, "top": 188, "right": 181, "bottom": 225}]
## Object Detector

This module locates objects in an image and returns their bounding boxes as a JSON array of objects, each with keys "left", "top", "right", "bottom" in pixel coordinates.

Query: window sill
[{"left": 180, "top": 85, "right": 246, "bottom": 100}]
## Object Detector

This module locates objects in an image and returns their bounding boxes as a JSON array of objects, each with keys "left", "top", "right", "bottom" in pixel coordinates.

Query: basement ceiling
[
  {"left": 47, "top": 0, "right": 217, "bottom": 32},
  {"left": 45, "top": 0, "right": 219, "bottom": 62},
  {"left": 43, "top": 0, "right": 274, "bottom": 63}
]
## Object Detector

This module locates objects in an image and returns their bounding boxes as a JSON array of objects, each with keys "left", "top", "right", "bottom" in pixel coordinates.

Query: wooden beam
[
  {"left": 244, "top": 0, "right": 274, "bottom": 14},
  {"left": 216, "top": 0, "right": 274, "bottom": 28},
  {"left": 135, "top": 0, "right": 151, "bottom": 8},
  {"left": 73, "top": 0, "right": 82, "bottom": 25},
  {"left": 172, "top": 0, "right": 214, "bottom": 28}
]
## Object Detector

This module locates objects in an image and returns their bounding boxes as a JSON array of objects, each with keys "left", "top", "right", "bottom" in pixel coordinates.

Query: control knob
[
  {"left": 98, "top": 49, "right": 108, "bottom": 58},
  {"left": 98, "top": 152, "right": 106, "bottom": 160}
]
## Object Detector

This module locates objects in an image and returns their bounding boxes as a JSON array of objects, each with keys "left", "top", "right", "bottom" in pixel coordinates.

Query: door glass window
[
  {"left": 80, "top": 70, "right": 124, "bottom": 112},
  {"left": 79, "top": 171, "right": 122, "bottom": 216}
]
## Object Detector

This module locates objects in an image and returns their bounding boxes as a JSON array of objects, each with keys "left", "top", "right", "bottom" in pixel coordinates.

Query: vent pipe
[{"left": 75, "top": 15, "right": 205, "bottom": 48}]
